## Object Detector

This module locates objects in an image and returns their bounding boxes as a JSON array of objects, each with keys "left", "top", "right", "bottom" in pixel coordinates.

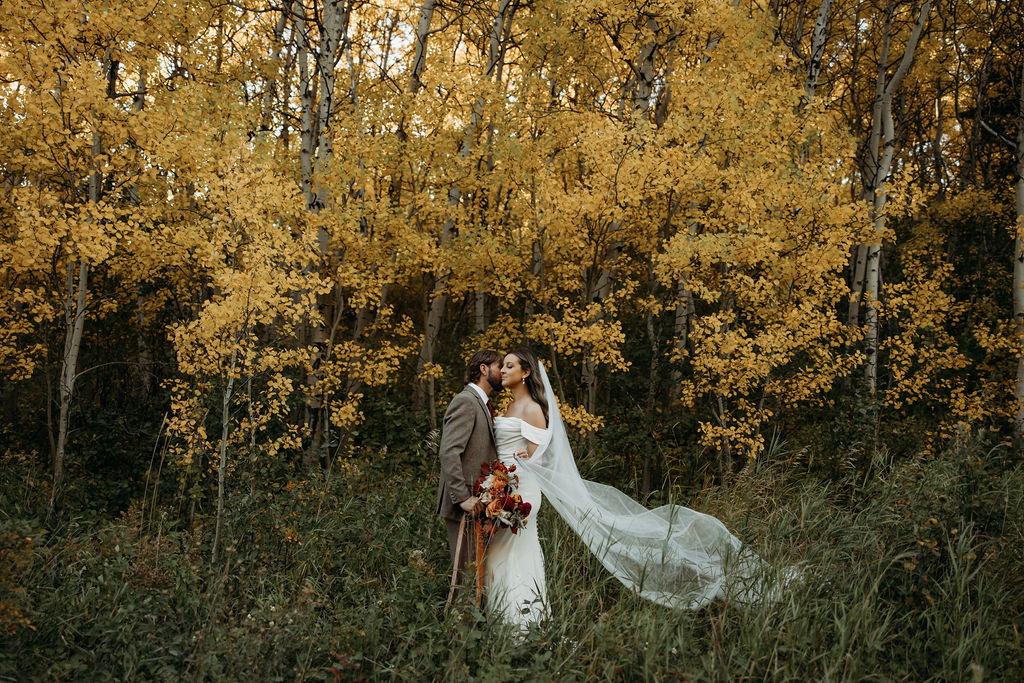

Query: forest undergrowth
[{"left": 2, "top": 432, "right": 1022, "bottom": 681}]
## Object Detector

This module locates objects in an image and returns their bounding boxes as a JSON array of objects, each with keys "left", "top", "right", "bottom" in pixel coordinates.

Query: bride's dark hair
[{"left": 511, "top": 347, "right": 548, "bottom": 426}]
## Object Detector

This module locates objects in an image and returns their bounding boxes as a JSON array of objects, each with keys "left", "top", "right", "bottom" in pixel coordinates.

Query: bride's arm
[
  {"left": 518, "top": 402, "right": 547, "bottom": 458},
  {"left": 514, "top": 438, "right": 542, "bottom": 462}
]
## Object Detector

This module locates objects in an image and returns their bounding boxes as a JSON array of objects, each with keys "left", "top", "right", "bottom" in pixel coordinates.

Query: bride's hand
[{"left": 514, "top": 448, "right": 529, "bottom": 460}]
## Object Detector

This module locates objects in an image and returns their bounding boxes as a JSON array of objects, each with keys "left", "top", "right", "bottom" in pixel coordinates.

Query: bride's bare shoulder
[{"left": 522, "top": 399, "right": 547, "bottom": 430}]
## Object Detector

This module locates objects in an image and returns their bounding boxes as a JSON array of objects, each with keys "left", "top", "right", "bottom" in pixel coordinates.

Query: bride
[
  {"left": 484, "top": 348, "right": 551, "bottom": 628},
  {"left": 484, "top": 348, "right": 787, "bottom": 629}
]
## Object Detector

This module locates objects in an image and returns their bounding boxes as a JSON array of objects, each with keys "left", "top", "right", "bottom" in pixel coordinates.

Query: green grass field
[{"left": 2, "top": 436, "right": 1022, "bottom": 681}]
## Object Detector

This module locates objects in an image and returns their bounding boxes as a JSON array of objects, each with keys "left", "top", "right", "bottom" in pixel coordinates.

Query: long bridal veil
[{"left": 516, "top": 361, "right": 786, "bottom": 609}]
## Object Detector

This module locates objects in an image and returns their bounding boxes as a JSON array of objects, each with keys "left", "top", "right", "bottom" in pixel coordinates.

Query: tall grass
[{"left": 2, "top": 437, "right": 1022, "bottom": 681}]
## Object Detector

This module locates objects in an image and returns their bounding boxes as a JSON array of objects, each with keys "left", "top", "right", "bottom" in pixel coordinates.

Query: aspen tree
[
  {"left": 1013, "top": 57, "right": 1024, "bottom": 448},
  {"left": 49, "top": 21, "right": 117, "bottom": 521},
  {"left": 412, "top": 0, "right": 518, "bottom": 425},
  {"left": 860, "top": 0, "right": 932, "bottom": 397},
  {"left": 294, "top": 0, "right": 354, "bottom": 463}
]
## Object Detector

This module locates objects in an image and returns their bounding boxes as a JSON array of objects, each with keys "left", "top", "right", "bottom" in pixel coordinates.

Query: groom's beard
[{"left": 486, "top": 369, "right": 502, "bottom": 391}]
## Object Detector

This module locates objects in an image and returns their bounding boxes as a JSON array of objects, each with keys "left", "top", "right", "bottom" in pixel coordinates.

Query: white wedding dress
[
  {"left": 498, "top": 362, "right": 792, "bottom": 614},
  {"left": 483, "top": 416, "right": 550, "bottom": 629}
]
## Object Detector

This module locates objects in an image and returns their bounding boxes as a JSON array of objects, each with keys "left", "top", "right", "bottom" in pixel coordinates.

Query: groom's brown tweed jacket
[{"left": 436, "top": 386, "right": 498, "bottom": 521}]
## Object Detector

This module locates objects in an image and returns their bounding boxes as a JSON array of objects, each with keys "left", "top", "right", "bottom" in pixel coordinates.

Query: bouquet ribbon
[
  {"left": 444, "top": 512, "right": 485, "bottom": 609},
  {"left": 475, "top": 515, "right": 484, "bottom": 607},
  {"left": 445, "top": 514, "right": 466, "bottom": 608}
]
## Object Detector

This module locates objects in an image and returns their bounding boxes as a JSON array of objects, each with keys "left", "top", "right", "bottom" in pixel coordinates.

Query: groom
[{"left": 436, "top": 349, "right": 502, "bottom": 579}]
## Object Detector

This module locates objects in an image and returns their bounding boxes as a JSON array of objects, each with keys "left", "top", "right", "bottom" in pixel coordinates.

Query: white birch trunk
[
  {"left": 473, "top": 0, "right": 517, "bottom": 337},
  {"left": 47, "top": 50, "right": 115, "bottom": 522},
  {"left": 412, "top": 0, "right": 514, "bottom": 419},
  {"left": 296, "top": 4, "right": 315, "bottom": 210},
  {"left": 260, "top": 0, "right": 294, "bottom": 133},
  {"left": 847, "top": 242, "right": 868, "bottom": 326},
  {"left": 295, "top": 3, "right": 319, "bottom": 464},
  {"left": 49, "top": 199, "right": 93, "bottom": 520},
  {"left": 1012, "top": 59, "right": 1024, "bottom": 447},
  {"left": 643, "top": 283, "right": 659, "bottom": 494},
  {"left": 396, "top": 0, "right": 437, "bottom": 147},
  {"left": 632, "top": 17, "right": 660, "bottom": 114},
  {"left": 312, "top": 0, "right": 347, "bottom": 215},
  {"left": 583, "top": 19, "right": 663, "bottom": 419},
  {"left": 581, "top": 260, "right": 614, "bottom": 421},
  {"left": 668, "top": 32, "right": 728, "bottom": 401},
  {"left": 862, "top": 0, "right": 931, "bottom": 396},
  {"left": 48, "top": 257, "right": 89, "bottom": 522},
  {"left": 523, "top": 230, "right": 543, "bottom": 324},
  {"left": 803, "top": 0, "right": 832, "bottom": 105},
  {"left": 408, "top": 0, "right": 435, "bottom": 96},
  {"left": 211, "top": 339, "right": 238, "bottom": 563},
  {"left": 474, "top": 287, "right": 487, "bottom": 335},
  {"left": 669, "top": 204, "right": 698, "bottom": 401},
  {"left": 388, "top": 0, "right": 437, "bottom": 401},
  {"left": 933, "top": 76, "right": 945, "bottom": 192},
  {"left": 669, "top": 273, "right": 696, "bottom": 398},
  {"left": 132, "top": 67, "right": 152, "bottom": 396},
  {"left": 297, "top": 0, "right": 351, "bottom": 463}
]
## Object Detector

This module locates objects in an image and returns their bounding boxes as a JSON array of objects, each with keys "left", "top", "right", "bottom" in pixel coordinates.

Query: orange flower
[
  {"left": 486, "top": 499, "right": 503, "bottom": 517},
  {"left": 513, "top": 494, "right": 522, "bottom": 503},
  {"left": 493, "top": 472, "right": 509, "bottom": 488}
]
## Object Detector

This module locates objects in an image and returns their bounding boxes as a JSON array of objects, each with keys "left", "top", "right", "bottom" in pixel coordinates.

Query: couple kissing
[
  {"left": 436, "top": 348, "right": 550, "bottom": 629},
  {"left": 435, "top": 347, "right": 797, "bottom": 633}
]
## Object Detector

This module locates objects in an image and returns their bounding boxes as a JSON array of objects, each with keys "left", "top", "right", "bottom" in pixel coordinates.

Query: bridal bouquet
[{"left": 473, "top": 460, "right": 532, "bottom": 534}]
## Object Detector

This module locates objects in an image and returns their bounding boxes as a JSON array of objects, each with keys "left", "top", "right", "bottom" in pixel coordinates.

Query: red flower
[
  {"left": 494, "top": 462, "right": 508, "bottom": 473},
  {"left": 510, "top": 526, "right": 518, "bottom": 535},
  {"left": 502, "top": 496, "right": 516, "bottom": 512},
  {"left": 481, "top": 461, "right": 491, "bottom": 475},
  {"left": 519, "top": 502, "right": 532, "bottom": 517},
  {"left": 508, "top": 465, "right": 516, "bottom": 473}
]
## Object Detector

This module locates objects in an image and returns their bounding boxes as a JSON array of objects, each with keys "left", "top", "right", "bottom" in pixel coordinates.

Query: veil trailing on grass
[{"left": 515, "top": 361, "right": 783, "bottom": 609}]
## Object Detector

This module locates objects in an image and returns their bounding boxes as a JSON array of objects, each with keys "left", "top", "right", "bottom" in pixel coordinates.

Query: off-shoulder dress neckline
[{"left": 494, "top": 415, "right": 549, "bottom": 431}]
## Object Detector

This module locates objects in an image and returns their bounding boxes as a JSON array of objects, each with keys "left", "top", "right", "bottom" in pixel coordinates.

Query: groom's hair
[{"left": 464, "top": 349, "right": 503, "bottom": 384}]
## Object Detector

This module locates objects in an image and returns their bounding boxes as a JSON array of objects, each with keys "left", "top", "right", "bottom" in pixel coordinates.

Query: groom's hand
[{"left": 459, "top": 496, "right": 484, "bottom": 515}]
